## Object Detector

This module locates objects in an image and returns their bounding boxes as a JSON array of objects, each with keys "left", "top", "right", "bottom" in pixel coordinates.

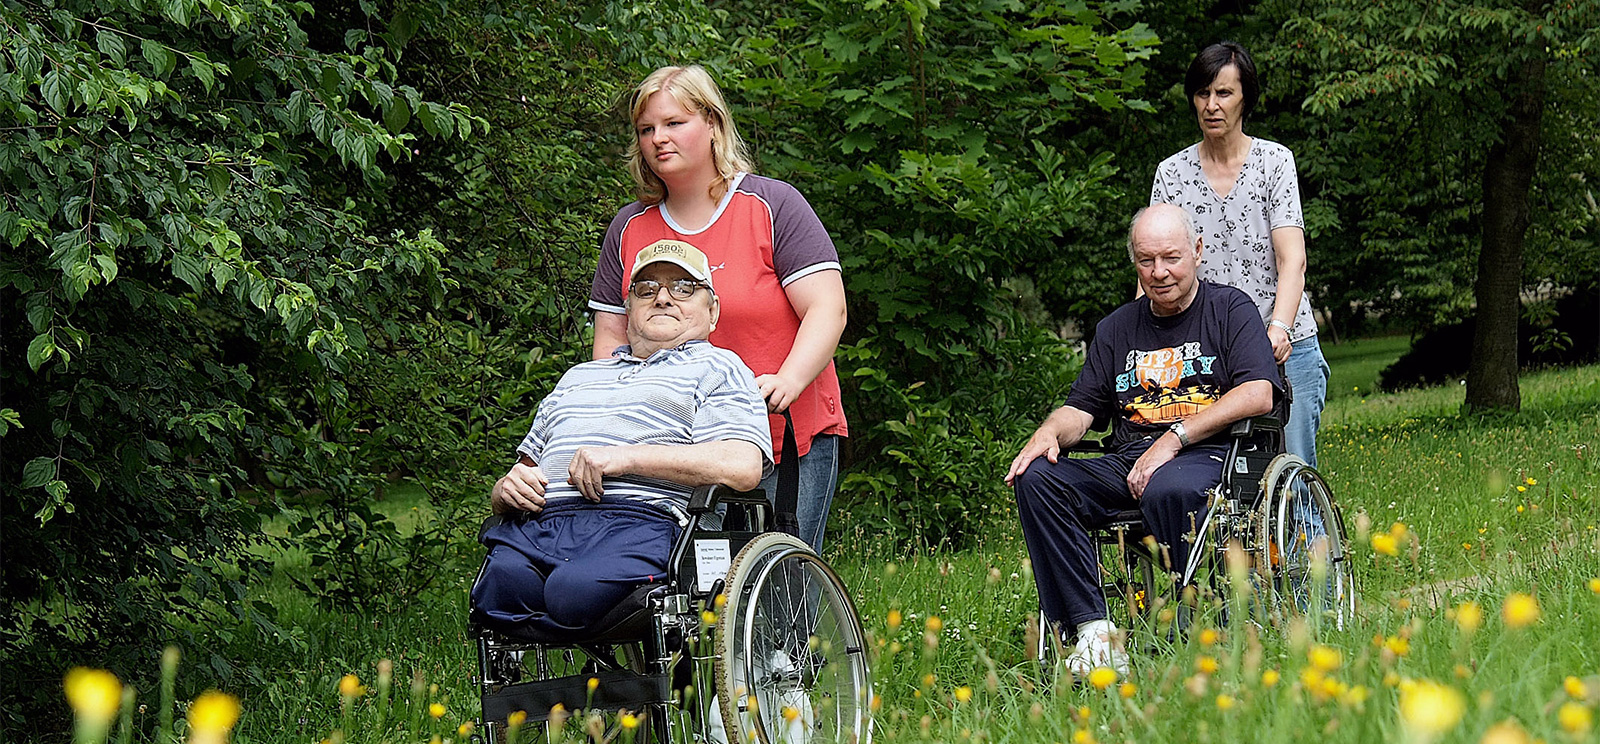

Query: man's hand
[
  {"left": 1127, "top": 432, "right": 1182, "bottom": 499},
  {"left": 1005, "top": 426, "right": 1062, "bottom": 486},
  {"left": 1267, "top": 324, "right": 1292, "bottom": 364},
  {"left": 568, "top": 446, "right": 633, "bottom": 501},
  {"left": 491, "top": 461, "right": 549, "bottom": 514},
  {"left": 755, "top": 373, "right": 805, "bottom": 413}
]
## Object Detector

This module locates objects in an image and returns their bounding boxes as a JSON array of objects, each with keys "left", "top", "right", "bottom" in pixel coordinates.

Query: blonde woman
[{"left": 588, "top": 65, "right": 848, "bottom": 550}]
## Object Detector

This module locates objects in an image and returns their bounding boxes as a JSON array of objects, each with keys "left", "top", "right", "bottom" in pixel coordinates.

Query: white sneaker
[{"left": 1064, "top": 621, "right": 1130, "bottom": 678}]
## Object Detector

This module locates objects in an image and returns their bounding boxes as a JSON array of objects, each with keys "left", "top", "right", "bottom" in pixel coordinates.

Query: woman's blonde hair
[{"left": 626, "top": 65, "right": 753, "bottom": 205}]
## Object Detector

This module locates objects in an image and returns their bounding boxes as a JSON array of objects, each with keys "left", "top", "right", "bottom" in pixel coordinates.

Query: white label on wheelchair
[
  {"left": 1234, "top": 456, "right": 1249, "bottom": 474},
  {"left": 694, "top": 539, "right": 732, "bottom": 593}
]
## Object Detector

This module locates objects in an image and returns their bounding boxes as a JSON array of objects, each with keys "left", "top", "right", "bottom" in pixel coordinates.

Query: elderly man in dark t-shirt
[{"left": 1005, "top": 204, "right": 1280, "bottom": 675}]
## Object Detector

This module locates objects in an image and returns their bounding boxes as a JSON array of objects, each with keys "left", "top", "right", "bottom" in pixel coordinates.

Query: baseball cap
[{"left": 630, "top": 239, "right": 715, "bottom": 290}]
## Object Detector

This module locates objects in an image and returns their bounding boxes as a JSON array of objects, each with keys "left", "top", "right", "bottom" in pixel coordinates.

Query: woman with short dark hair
[{"left": 1151, "top": 41, "right": 1329, "bottom": 466}]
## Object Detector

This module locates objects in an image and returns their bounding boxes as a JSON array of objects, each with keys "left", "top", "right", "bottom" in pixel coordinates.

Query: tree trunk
[{"left": 1465, "top": 51, "right": 1547, "bottom": 413}]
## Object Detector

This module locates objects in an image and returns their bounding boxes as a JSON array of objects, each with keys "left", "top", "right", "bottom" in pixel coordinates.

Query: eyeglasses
[{"left": 630, "top": 278, "right": 709, "bottom": 301}]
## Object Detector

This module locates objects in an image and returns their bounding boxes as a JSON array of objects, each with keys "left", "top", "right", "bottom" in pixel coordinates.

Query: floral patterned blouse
[{"left": 1151, "top": 138, "right": 1316, "bottom": 342}]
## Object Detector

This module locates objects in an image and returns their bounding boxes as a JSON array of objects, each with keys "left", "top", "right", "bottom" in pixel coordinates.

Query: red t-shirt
[{"left": 590, "top": 174, "right": 848, "bottom": 458}]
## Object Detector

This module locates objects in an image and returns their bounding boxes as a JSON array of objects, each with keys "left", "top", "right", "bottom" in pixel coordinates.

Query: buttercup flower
[
  {"left": 1587, "top": 577, "right": 1600, "bottom": 594},
  {"left": 1564, "top": 676, "right": 1588, "bottom": 700},
  {"left": 1479, "top": 720, "right": 1531, "bottom": 744},
  {"left": 1558, "top": 701, "right": 1592, "bottom": 735},
  {"left": 1501, "top": 593, "right": 1540, "bottom": 628},
  {"left": 1196, "top": 656, "right": 1219, "bottom": 675},
  {"left": 886, "top": 609, "right": 902, "bottom": 631},
  {"left": 925, "top": 616, "right": 943, "bottom": 633},
  {"left": 1216, "top": 694, "right": 1236, "bottom": 711},
  {"left": 1261, "top": 670, "right": 1280, "bottom": 687},
  {"left": 1398, "top": 679, "right": 1466, "bottom": 743},
  {"left": 1372, "top": 533, "right": 1399, "bottom": 556},
  {"left": 953, "top": 686, "right": 973, "bottom": 703},
  {"left": 338, "top": 674, "right": 365, "bottom": 698},
  {"left": 429, "top": 703, "right": 446, "bottom": 719},
  {"left": 188, "top": 691, "right": 241, "bottom": 744},
  {"left": 1119, "top": 682, "right": 1137, "bottom": 698},
  {"left": 1087, "top": 668, "right": 1117, "bottom": 690},
  {"left": 64, "top": 668, "right": 122, "bottom": 727},
  {"left": 1309, "top": 645, "right": 1343, "bottom": 673},
  {"left": 1455, "top": 602, "right": 1483, "bottom": 635},
  {"left": 1198, "top": 628, "right": 1219, "bottom": 646},
  {"left": 620, "top": 713, "right": 640, "bottom": 729}
]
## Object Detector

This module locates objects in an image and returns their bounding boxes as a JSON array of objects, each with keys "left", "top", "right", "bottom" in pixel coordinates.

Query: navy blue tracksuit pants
[
  {"left": 471, "top": 501, "right": 679, "bottom": 635},
  {"left": 1014, "top": 436, "right": 1227, "bottom": 628}
]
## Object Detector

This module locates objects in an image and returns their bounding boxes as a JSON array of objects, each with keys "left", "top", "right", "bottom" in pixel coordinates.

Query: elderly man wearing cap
[{"left": 471, "top": 240, "right": 773, "bottom": 635}]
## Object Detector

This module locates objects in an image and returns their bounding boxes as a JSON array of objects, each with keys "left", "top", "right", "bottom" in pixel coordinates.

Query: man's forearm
[
  {"left": 1175, "top": 380, "right": 1275, "bottom": 443},
  {"left": 617, "top": 440, "right": 765, "bottom": 492},
  {"left": 1043, "top": 405, "right": 1095, "bottom": 448}
]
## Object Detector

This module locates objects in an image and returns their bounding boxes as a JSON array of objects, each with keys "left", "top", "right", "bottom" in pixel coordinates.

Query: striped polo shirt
[{"left": 515, "top": 340, "right": 774, "bottom": 511}]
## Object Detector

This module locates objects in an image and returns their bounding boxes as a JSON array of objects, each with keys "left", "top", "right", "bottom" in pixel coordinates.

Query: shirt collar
[{"left": 612, "top": 338, "right": 708, "bottom": 364}]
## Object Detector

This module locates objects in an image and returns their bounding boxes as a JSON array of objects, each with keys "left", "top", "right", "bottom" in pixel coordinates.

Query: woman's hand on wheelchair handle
[{"left": 492, "top": 460, "right": 548, "bottom": 514}]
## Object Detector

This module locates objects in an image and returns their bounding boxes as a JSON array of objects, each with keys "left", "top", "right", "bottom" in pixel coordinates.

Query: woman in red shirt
[{"left": 588, "top": 65, "right": 848, "bottom": 551}]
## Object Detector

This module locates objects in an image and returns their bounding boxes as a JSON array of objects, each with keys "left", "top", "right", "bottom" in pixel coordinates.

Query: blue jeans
[
  {"left": 1284, "top": 335, "right": 1330, "bottom": 468},
  {"left": 757, "top": 434, "right": 841, "bottom": 552}
]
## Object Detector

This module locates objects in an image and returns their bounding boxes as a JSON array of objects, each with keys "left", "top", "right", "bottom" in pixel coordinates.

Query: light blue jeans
[
  {"left": 757, "top": 434, "right": 841, "bottom": 552},
  {"left": 1284, "top": 335, "right": 1330, "bottom": 468}
]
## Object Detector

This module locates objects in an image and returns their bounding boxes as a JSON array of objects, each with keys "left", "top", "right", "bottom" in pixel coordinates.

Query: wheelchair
[
  {"left": 1035, "top": 413, "right": 1356, "bottom": 669},
  {"left": 469, "top": 469, "right": 872, "bottom": 744}
]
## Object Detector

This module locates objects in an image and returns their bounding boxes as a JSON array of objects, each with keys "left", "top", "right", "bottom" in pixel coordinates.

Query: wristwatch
[{"left": 1169, "top": 421, "right": 1191, "bottom": 448}]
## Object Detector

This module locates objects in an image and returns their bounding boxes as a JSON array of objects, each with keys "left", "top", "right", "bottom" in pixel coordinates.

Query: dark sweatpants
[
  {"left": 1013, "top": 437, "right": 1228, "bottom": 628},
  {"left": 471, "top": 501, "right": 678, "bottom": 635}
]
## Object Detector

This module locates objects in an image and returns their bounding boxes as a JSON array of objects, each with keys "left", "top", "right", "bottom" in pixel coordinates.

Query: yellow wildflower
[
  {"left": 702, "top": 610, "right": 717, "bottom": 625},
  {"left": 1198, "top": 628, "right": 1220, "bottom": 646},
  {"left": 1384, "top": 636, "right": 1411, "bottom": 657},
  {"left": 1558, "top": 701, "right": 1593, "bottom": 735},
  {"left": 64, "top": 668, "right": 123, "bottom": 726},
  {"left": 620, "top": 713, "right": 640, "bottom": 729},
  {"left": 1588, "top": 577, "right": 1600, "bottom": 594},
  {"left": 1502, "top": 593, "right": 1540, "bottom": 628},
  {"left": 1088, "top": 667, "right": 1117, "bottom": 690},
  {"left": 925, "top": 615, "right": 942, "bottom": 633},
  {"left": 338, "top": 674, "right": 364, "bottom": 698},
  {"left": 506, "top": 710, "right": 527, "bottom": 728},
  {"left": 1308, "top": 644, "right": 1343, "bottom": 673},
  {"left": 1479, "top": 720, "right": 1532, "bottom": 744},
  {"left": 1517, "top": 486, "right": 1526, "bottom": 493},
  {"left": 714, "top": 593, "right": 727, "bottom": 608},
  {"left": 1524, "top": 477, "right": 1537, "bottom": 486},
  {"left": 953, "top": 686, "right": 973, "bottom": 703},
  {"left": 1119, "top": 682, "right": 1137, "bottom": 698},
  {"left": 1455, "top": 602, "right": 1483, "bottom": 635},
  {"left": 1196, "top": 656, "right": 1219, "bottom": 675},
  {"left": 1564, "top": 676, "right": 1588, "bottom": 699},
  {"left": 1216, "top": 694, "right": 1235, "bottom": 711},
  {"left": 886, "top": 609, "right": 902, "bottom": 631},
  {"left": 1371, "top": 533, "right": 1399, "bottom": 556},
  {"left": 429, "top": 703, "right": 446, "bottom": 719},
  {"left": 1261, "top": 669, "right": 1280, "bottom": 687},
  {"left": 1398, "top": 679, "right": 1466, "bottom": 741},
  {"left": 458, "top": 722, "right": 474, "bottom": 737},
  {"left": 188, "top": 691, "right": 241, "bottom": 744},
  {"left": 587, "top": 677, "right": 599, "bottom": 693}
]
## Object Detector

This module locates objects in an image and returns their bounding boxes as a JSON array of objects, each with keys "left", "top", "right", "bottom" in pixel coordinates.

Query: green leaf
[
  {"left": 40, "top": 71, "right": 71, "bottom": 114},
  {"left": 172, "top": 253, "right": 205, "bottom": 291},
  {"left": 142, "top": 39, "right": 178, "bottom": 78},
  {"left": 15, "top": 44, "right": 43, "bottom": 81},
  {"left": 96, "top": 29, "right": 128, "bottom": 65},
  {"left": 383, "top": 99, "right": 410, "bottom": 133},
  {"left": 189, "top": 57, "right": 216, "bottom": 92},
  {"left": 26, "top": 334, "right": 56, "bottom": 371},
  {"left": 0, "top": 408, "right": 21, "bottom": 437},
  {"left": 22, "top": 457, "right": 55, "bottom": 488}
]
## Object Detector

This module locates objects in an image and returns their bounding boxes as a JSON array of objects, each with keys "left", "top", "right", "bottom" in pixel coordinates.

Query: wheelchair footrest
[{"left": 483, "top": 668, "right": 671, "bottom": 724}]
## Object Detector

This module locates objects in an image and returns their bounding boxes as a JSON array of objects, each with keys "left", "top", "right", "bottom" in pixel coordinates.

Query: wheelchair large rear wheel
[
  {"left": 715, "top": 532, "right": 872, "bottom": 744},
  {"left": 1255, "top": 454, "right": 1356, "bottom": 629}
]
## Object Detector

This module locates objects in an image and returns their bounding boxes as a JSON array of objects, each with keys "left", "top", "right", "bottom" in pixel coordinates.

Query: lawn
[{"left": 65, "top": 355, "right": 1600, "bottom": 744}]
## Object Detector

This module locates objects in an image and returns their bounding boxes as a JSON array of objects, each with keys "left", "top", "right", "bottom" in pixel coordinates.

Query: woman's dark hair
[{"left": 1184, "top": 41, "right": 1260, "bottom": 119}]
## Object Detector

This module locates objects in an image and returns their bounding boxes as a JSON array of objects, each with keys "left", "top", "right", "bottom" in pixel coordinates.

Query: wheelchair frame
[
  {"left": 470, "top": 485, "right": 872, "bottom": 744},
  {"left": 1036, "top": 415, "right": 1356, "bottom": 670}
]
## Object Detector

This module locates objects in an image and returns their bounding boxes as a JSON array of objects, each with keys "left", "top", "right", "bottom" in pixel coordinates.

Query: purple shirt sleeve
[
  {"left": 589, "top": 203, "right": 647, "bottom": 314},
  {"left": 740, "top": 176, "right": 840, "bottom": 285}
]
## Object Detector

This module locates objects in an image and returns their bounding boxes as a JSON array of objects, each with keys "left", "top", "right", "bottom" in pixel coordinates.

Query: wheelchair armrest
[
  {"left": 1065, "top": 437, "right": 1109, "bottom": 456},
  {"left": 1229, "top": 415, "right": 1282, "bottom": 438},
  {"left": 478, "top": 513, "right": 506, "bottom": 543},
  {"left": 687, "top": 484, "right": 770, "bottom": 515}
]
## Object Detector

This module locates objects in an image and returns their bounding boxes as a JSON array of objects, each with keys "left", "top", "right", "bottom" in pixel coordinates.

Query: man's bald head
[{"left": 1126, "top": 204, "right": 1199, "bottom": 262}]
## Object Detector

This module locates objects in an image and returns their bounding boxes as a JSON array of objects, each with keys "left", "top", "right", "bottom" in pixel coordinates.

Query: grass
[
  {"left": 62, "top": 355, "right": 1600, "bottom": 744},
  {"left": 1322, "top": 334, "right": 1412, "bottom": 400}
]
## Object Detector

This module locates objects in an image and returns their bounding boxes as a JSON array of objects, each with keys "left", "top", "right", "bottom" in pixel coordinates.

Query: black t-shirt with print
[{"left": 1065, "top": 281, "right": 1281, "bottom": 447}]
